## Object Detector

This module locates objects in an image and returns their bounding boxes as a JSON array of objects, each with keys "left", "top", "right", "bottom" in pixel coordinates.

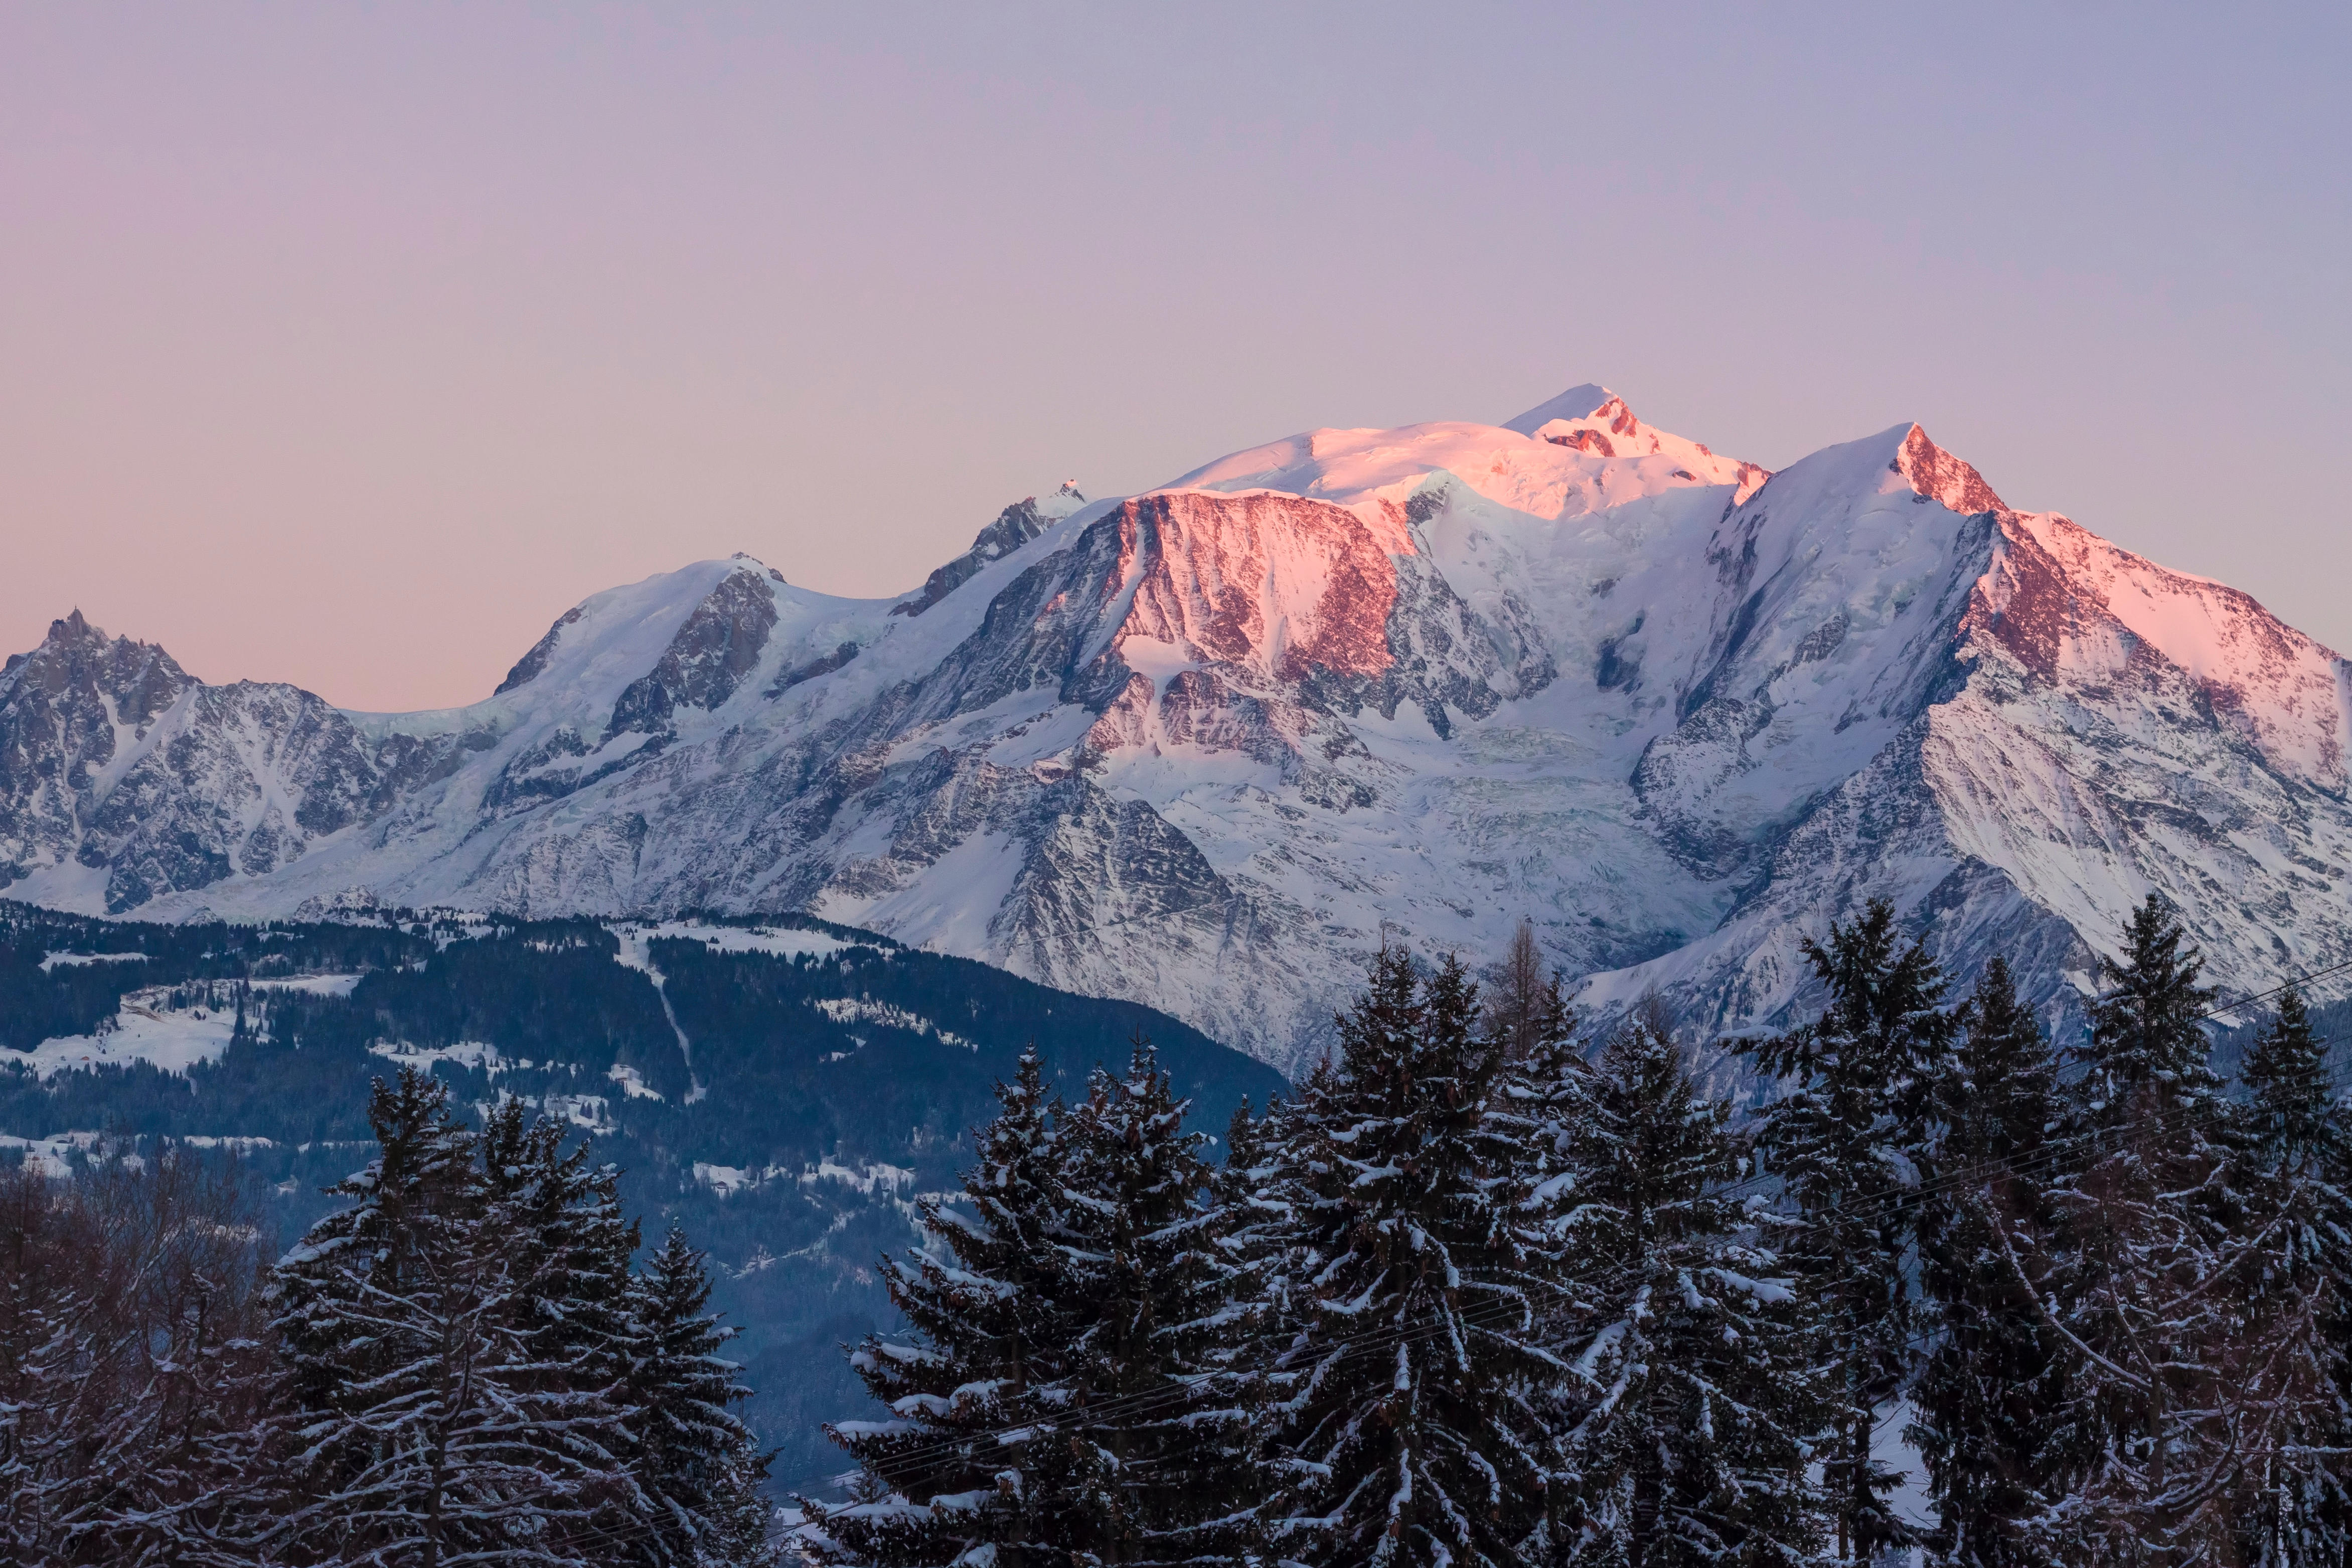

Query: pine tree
[
  {"left": 261, "top": 1066, "right": 630, "bottom": 1567},
  {"left": 700, "top": 1431, "right": 784, "bottom": 1568},
  {"left": 2244, "top": 986, "right": 2337, "bottom": 1160},
  {"left": 1549, "top": 1012, "right": 1828, "bottom": 1566},
  {"left": 630, "top": 1224, "right": 770, "bottom": 1567},
  {"left": 807, "top": 1049, "right": 1090, "bottom": 1567},
  {"left": 1216, "top": 1094, "right": 1270, "bottom": 1213},
  {"left": 482, "top": 1097, "right": 642, "bottom": 1385},
  {"left": 2231, "top": 986, "right": 2352, "bottom": 1563},
  {"left": 1478, "top": 954, "right": 1597, "bottom": 1565},
  {"left": 481, "top": 1101, "right": 653, "bottom": 1557},
  {"left": 2064, "top": 895, "right": 2229, "bottom": 1138},
  {"left": 2030, "top": 894, "right": 2285, "bottom": 1562},
  {"left": 1255, "top": 948, "right": 1567, "bottom": 1568},
  {"left": 1050, "top": 1038, "right": 1268, "bottom": 1566},
  {"left": 1741, "top": 897, "right": 1954, "bottom": 1561},
  {"left": 1909, "top": 956, "right": 2065, "bottom": 1566}
]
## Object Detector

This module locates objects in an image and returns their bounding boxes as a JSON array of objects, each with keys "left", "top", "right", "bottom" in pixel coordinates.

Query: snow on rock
[
  {"left": 691, "top": 1158, "right": 915, "bottom": 1198},
  {"left": 1172, "top": 390, "right": 1765, "bottom": 526},
  {"left": 1499, "top": 383, "right": 1615, "bottom": 434},
  {"left": 7, "top": 385, "right": 2352, "bottom": 1069},
  {"left": 0, "top": 609, "right": 416, "bottom": 914},
  {"left": 694, "top": 1161, "right": 755, "bottom": 1195}
]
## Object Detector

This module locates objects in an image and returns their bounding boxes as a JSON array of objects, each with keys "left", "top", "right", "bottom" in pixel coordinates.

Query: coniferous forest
[
  {"left": 1, "top": 1065, "right": 775, "bottom": 1565},
  {"left": 799, "top": 897, "right": 2352, "bottom": 1568},
  {"left": 0, "top": 904, "right": 1283, "bottom": 1487},
  {"left": 7, "top": 894, "right": 2352, "bottom": 1563}
]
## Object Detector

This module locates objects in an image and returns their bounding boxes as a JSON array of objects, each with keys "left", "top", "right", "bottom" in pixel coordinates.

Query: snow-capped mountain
[{"left": 7, "top": 389, "right": 2348, "bottom": 1069}]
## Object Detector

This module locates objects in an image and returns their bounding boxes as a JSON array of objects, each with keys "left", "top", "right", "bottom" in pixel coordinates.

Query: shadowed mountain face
[{"left": 7, "top": 389, "right": 2349, "bottom": 1068}]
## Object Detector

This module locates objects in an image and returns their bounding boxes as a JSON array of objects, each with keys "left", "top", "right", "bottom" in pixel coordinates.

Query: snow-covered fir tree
[
  {"left": 1475, "top": 953, "right": 1601, "bottom": 1563},
  {"left": 262, "top": 1066, "right": 630, "bottom": 1567},
  {"left": 481, "top": 1100, "right": 653, "bottom": 1551},
  {"left": 1547, "top": 1011, "right": 1827, "bottom": 1567},
  {"left": 1049, "top": 1038, "right": 1269, "bottom": 1565},
  {"left": 813, "top": 1042, "right": 1273, "bottom": 1568},
  {"left": 630, "top": 1224, "right": 773, "bottom": 1567},
  {"left": 481, "top": 1097, "right": 641, "bottom": 1393},
  {"left": 2030, "top": 895, "right": 2279, "bottom": 1562},
  {"left": 806, "top": 1049, "right": 1093, "bottom": 1567},
  {"left": 1908, "top": 956, "right": 2065, "bottom": 1567},
  {"left": 2231, "top": 986, "right": 2352, "bottom": 1563},
  {"left": 2243, "top": 986, "right": 2340, "bottom": 1167},
  {"left": 1741, "top": 898, "right": 1953, "bottom": 1562},
  {"left": 1251, "top": 948, "right": 1569, "bottom": 1568}
]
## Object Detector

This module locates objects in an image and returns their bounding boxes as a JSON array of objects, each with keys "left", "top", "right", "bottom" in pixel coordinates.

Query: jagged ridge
[{"left": 5, "top": 389, "right": 2347, "bottom": 1069}]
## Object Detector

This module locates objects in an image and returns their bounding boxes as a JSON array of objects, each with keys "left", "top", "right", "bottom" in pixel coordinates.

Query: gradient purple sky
[{"left": 5, "top": 4, "right": 2346, "bottom": 711}]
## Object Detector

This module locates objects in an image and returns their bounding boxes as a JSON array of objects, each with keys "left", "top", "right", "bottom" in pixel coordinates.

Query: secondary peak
[
  {"left": 1897, "top": 424, "right": 2006, "bottom": 515},
  {"left": 1501, "top": 383, "right": 1615, "bottom": 436}
]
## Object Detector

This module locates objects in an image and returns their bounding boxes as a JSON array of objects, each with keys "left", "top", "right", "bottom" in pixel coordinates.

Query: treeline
[
  {"left": 0, "top": 1068, "right": 773, "bottom": 1567},
  {"left": 805, "top": 896, "right": 2352, "bottom": 1567}
]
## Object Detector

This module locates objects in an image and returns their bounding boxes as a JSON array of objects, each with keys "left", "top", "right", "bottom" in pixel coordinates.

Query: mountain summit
[{"left": 6, "top": 387, "right": 2346, "bottom": 1068}]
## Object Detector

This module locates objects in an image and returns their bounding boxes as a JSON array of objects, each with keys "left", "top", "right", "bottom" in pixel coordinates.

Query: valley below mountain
[{"left": 0, "top": 901, "right": 1281, "bottom": 1484}]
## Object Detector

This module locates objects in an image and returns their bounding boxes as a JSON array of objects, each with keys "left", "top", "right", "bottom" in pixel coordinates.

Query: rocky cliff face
[
  {"left": 8, "top": 390, "right": 2347, "bottom": 1069},
  {"left": 0, "top": 611, "right": 434, "bottom": 912}
]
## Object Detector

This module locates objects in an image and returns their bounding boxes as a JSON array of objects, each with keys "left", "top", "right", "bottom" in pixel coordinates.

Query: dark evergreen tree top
[
  {"left": 1051, "top": 1039, "right": 1268, "bottom": 1567},
  {"left": 1551, "top": 1017, "right": 1827, "bottom": 1567},
  {"left": 481, "top": 1097, "right": 642, "bottom": 1386},
  {"left": 2027, "top": 898, "right": 2311, "bottom": 1561},
  {"left": 1572, "top": 1017, "right": 1756, "bottom": 1271},
  {"left": 1256, "top": 949, "right": 1569, "bottom": 1568},
  {"left": 1742, "top": 897, "right": 1954, "bottom": 1277},
  {"left": 263, "top": 1067, "right": 629, "bottom": 1567},
  {"left": 809, "top": 1049, "right": 1092, "bottom": 1568},
  {"left": 2072, "top": 892, "right": 2224, "bottom": 1129},
  {"left": 1741, "top": 898, "right": 1954, "bottom": 1562},
  {"left": 632, "top": 1224, "right": 764, "bottom": 1568},
  {"left": 2223, "top": 984, "right": 2352, "bottom": 1564},
  {"left": 2243, "top": 986, "right": 2338, "bottom": 1165},
  {"left": 1909, "top": 958, "right": 2067, "bottom": 1568},
  {"left": 1749, "top": 897, "right": 1956, "bottom": 1122},
  {"left": 1935, "top": 956, "right": 2058, "bottom": 1173},
  {"left": 270, "top": 1065, "right": 489, "bottom": 1415}
]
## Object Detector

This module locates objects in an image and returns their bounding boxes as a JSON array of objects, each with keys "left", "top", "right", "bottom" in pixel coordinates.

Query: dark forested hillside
[{"left": 0, "top": 901, "right": 1285, "bottom": 1483}]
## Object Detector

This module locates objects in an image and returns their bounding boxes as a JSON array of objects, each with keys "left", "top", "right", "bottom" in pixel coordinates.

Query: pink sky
[{"left": 4, "top": 4, "right": 2346, "bottom": 711}]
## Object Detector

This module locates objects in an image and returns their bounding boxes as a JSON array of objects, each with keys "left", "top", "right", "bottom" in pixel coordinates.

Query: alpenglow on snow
[{"left": 6, "top": 388, "right": 2348, "bottom": 1070}]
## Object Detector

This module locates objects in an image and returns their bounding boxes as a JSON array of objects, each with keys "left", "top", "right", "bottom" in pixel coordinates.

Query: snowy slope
[{"left": 6, "top": 393, "right": 2348, "bottom": 1070}]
